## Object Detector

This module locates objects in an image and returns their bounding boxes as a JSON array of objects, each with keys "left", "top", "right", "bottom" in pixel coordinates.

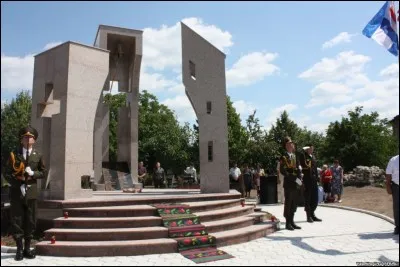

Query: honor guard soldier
[
  {"left": 4, "top": 126, "right": 46, "bottom": 261},
  {"left": 300, "top": 144, "right": 322, "bottom": 223},
  {"left": 280, "top": 137, "right": 302, "bottom": 231}
]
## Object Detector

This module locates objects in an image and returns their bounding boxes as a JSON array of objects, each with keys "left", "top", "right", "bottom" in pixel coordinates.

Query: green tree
[
  {"left": 103, "top": 93, "right": 127, "bottom": 162},
  {"left": 244, "top": 110, "right": 280, "bottom": 172},
  {"left": 226, "top": 96, "right": 248, "bottom": 166},
  {"left": 269, "top": 111, "right": 301, "bottom": 146},
  {"left": 1, "top": 91, "right": 32, "bottom": 168},
  {"left": 268, "top": 111, "right": 301, "bottom": 154},
  {"left": 138, "top": 90, "right": 191, "bottom": 174},
  {"left": 296, "top": 128, "right": 326, "bottom": 164},
  {"left": 323, "top": 106, "right": 397, "bottom": 171}
]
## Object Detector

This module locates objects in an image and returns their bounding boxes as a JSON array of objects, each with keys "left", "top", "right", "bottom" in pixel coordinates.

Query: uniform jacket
[
  {"left": 279, "top": 151, "right": 302, "bottom": 189},
  {"left": 5, "top": 147, "right": 46, "bottom": 200},
  {"left": 299, "top": 152, "right": 318, "bottom": 185}
]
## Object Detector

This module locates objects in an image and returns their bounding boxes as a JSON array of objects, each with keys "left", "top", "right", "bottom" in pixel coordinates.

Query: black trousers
[
  {"left": 304, "top": 181, "right": 319, "bottom": 216},
  {"left": 284, "top": 186, "right": 299, "bottom": 221},
  {"left": 10, "top": 198, "right": 37, "bottom": 240},
  {"left": 154, "top": 179, "right": 165, "bottom": 188},
  {"left": 392, "top": 183, "right": 399, "bottom": 230}
]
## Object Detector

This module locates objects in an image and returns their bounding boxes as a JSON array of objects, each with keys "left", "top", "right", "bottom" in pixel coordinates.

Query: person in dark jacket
[
  {"left": 4, "top": 126, "right": 46, "bottom": 261},
  {"left": 299, "top": 144, "right": 322, "bottom": 223},
  {"left": 280, "top": 136, "right": 302, "bottom": 231}
]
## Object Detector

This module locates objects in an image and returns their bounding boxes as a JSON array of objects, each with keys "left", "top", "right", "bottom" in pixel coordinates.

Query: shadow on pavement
[
  {"left": 358, "top": 232, "right": 399, "bottom": 244},
  {"left": 265, "top": 234, "right": 399, "bottom": 256},
  {"left": 378, "top": 255, "right": 399, "bottom": 264}
]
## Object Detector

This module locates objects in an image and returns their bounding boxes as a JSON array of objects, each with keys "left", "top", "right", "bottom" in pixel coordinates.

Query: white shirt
[
  {"left": 22, "top": 147, "right": 33, "bottom": 160},
  {"left": 185, "top": 167, "right": 197, "bottom": 180},
  {"left": 386, "top": 155, "right": 399, "bottom": 185},
  {"left": 229, "top": 167, "right": 241, "bottom": 180}
]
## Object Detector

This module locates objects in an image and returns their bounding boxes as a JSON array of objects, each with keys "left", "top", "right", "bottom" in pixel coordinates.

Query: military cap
[{"left": 19, "top": 126, "right": 38, "bottom": 140}]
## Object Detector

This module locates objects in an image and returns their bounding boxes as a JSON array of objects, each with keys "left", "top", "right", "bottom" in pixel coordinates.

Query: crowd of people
[{"left": 229, "top": 152, "right": 345, "bottom": 205}]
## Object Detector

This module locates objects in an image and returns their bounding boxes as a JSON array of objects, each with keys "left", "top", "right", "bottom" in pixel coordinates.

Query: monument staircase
[{"left": 35, "top": 190, "right": 279, "bottom": 257}]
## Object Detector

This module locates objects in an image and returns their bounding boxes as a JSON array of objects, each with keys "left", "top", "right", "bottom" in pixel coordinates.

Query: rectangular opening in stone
[
  {"left": 207, "top": 101, "right": 212, "bottom": 114},
  {"left": 208, "top": 141, "right": 213, "bottom": 162},
  {"left": 44, "top": 83, "right": 53, "bottom": 102},
  {"left": 36, "top": 103, "right": 45, "bottom": 118},
  {"left": 189, "top": 60, "right": 196, "bottom": 80}
]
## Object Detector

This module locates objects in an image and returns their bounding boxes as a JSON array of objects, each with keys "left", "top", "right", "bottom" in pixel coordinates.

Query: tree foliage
[
  {"left": 138, "top": 90, "right": 192, "bottom": 174},
  {"left": 226, "top": 96, "right": 248, "bottom": 166},
  {"left": 103, "top": 93, "right": 127, "bottom": 162},
  {"left": 322, "top": 106, "right": 397, "bottom": 171},
  {"left": 1, "top": 91, "right": 32, "bottom": 166}
]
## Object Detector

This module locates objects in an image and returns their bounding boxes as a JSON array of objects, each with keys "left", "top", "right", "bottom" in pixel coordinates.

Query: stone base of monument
[{"left": 35, "top": 190, "right": 279, "bottom": 257}]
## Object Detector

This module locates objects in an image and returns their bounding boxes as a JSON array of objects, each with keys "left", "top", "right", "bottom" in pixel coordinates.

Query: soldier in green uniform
[
  {"left": 299, "top": 144, "right": 322, "bottom": 223},
  {"left": 279, "top": 137, "right": 302, "bottom": 231},
  {"left": 4, "top": 126, "right": 46, "bottom": 261}
]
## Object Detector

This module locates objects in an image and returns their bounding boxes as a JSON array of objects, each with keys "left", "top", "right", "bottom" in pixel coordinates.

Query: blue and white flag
[{"left": 362, "top": 1, "right": 398, "bottom": 57}]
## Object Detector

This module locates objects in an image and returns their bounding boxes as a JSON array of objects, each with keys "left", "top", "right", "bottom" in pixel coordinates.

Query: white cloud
[
  {"left": 306, "top": 82, "right": 353, "bottom": 108},
  {"left": 308, "top": 123, "right": 329, "bottom": 134},
  {"left": 226, "top": 52, "right": 279, "bottom": 88},
  {"left": 322, "top": 32, "right": 357, "bottom": 49},
  {"left": 298, "top": 51, "right": 371, "bottom": 83},
  {"left": 300, "top": 50, "right": 398, "bottom": 126},
  {"left": 161, "top": 94, "right": 196, "bottom": 123},
  {"left": 139, "top": 16, "right": 237, "bottom": 116},
  {"left": 264, "top": 104, "right": 298, "bottom": 130},
  {"left": 295, "top": 115, "right": 312, "bottom": 128},
  {"left": 139, "top": 72, "right": 177, "bottom": 93},
  {"left": 1, "top": 53, "right": 34, "bottom": 94},
  {"left": 380, "top": 63, "right": 399, "bottom": 77},
  {"left": 232, "top": 100, "right": 256, "bottom": 123},
  {"left": 142, "top": 17, "right": 233, "bottom": 71},
  {"left": 1, "top": 42, "right": 66, "bottom": 94},
  {"left": 319, "top": 70, "right": 399, "bottom": 121},
  {"left": 318, "top": 97, "right": 397, "bottom": 119},
  {"left": 43, "top": 41, "right": 63, "bottom": 50}
]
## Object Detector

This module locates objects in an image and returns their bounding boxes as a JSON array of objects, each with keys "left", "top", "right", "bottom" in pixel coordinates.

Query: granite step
[
  {"left": 62, "top": 199, "right": 242, "bottom": 218},
  {"left": 181, "top": 199, "right": 241, "bottom": 213},
  {"left": 195, "top": 206, "right": 255, "bottom": 222},
  {"left": 44, "top": 226, "right": 168, "bottom": 241},
  {"left": 63, "top": 205, "right": 156, "bottom": 218},
  {"left": 53, "top": 216, "right": 162, "bottom": 229},
  {"left": 39, "top": 192, "right": 240, "bottom": 209},
  {"left": 213, "top": 223, "right": 277, "bottom": 247},
  {"left": 35, "top": 238, "right": 177, "bottom": 257},
  {"left": 202, "top": 216, "right": 255, "bottom": 233},
  {"left": 36, "top": 221, "right": 278, "bottom": 257}
]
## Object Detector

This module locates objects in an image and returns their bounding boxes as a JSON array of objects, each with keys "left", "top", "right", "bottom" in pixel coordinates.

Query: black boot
[
  {"left": 285, "top": 217, "right": 294, "bottom": 231},
  {"left": 15, "top": 238, "right": 24, "bottom": 261},
  {"left": 291, "top": 218, "right": 302, "bottom": 230},
  {"left": 23, "top": 239, "right": 36, "bottom": 259},
  {"left": 306, "top": 212, "right": 314, "bottom": 223},
  {"left": 312, "top": 213, "right": 322, "bottom": 222}
]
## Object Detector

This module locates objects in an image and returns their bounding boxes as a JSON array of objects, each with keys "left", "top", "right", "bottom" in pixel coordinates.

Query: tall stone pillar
[{"left": 181, "top": 23, "right": 229, "bottom": 193}]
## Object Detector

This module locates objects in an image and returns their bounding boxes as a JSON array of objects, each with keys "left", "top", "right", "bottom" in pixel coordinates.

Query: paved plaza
[{"left": 2, "top": 205, "right": 399, "bottom": 266}]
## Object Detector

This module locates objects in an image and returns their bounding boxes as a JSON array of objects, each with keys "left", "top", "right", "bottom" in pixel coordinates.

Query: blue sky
[{"left": 1, "top": 1, "right": 399, "bottom": 133}]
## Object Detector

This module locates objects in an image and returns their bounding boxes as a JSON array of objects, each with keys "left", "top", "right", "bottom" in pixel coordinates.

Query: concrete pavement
[{"left": 2, "top": 205, "right": 399, "bottom": 266}]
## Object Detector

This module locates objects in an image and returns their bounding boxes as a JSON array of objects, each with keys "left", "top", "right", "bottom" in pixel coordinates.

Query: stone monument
[
  {"left": 30, "top": 22, "right": 229, "bottom": 200},
  {"left": 181, "top": 23, "right": 229, "bottom": 193},
  {"left": 31, "top": 25, "right": 143, "bottom": 200}
]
